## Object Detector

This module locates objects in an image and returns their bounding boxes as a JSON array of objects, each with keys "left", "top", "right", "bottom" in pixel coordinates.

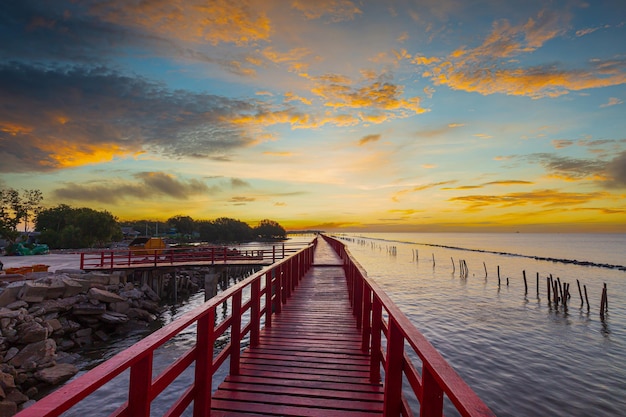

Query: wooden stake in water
[
  {"left": 483, "top": 261, "right": 488, "bottom": 278},
  {"left": 576, "top": 279, "right": 583, "bottom": 306},
  {"left": 523, "top": 270, "right": 528, "bottom": 295},
  {"left": 451, "top": 257, "right": 455, "bottom": 273},
  {"left": 497, "top": 265, "right": 501, "bottom": 287},
  {"left": 583, "top": 284, "right": 590, "bottom": 312},
  {"left": 547, "top": 277, "right": 551, "bottom": 302},
  {"left": 536, "top": 272, "right": 539, "bottom": 297}
]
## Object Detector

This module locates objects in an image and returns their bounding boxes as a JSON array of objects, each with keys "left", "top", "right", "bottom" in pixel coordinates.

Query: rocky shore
[{"left": 0, "top": 269, "right": 190, "bottom": 417}]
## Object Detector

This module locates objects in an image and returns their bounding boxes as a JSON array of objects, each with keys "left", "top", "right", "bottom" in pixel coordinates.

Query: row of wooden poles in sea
[{"left": 345, "top": 238, "right": 609, "bottom": 319}]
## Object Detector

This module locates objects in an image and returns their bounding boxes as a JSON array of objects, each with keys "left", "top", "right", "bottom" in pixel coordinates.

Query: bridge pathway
[{"left": 210, "top": 237, "right": 384, "bottom": 416}]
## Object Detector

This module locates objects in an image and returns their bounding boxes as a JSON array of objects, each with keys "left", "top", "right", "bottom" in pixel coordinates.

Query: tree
[
  {"left": 198, "top": 217, "right": 253, "bottom": 242},
  {"left": 254, "top": 219, "right": 286, "bottom": 240},
  {"left": 36, "top": 205, "right": 122, "bottom": 248},
  {"left": 0, "top": 188, "right": 43, "bottom": 243},
  {"left": 167, "top": 215, "right": 195, "bottom": 238}
]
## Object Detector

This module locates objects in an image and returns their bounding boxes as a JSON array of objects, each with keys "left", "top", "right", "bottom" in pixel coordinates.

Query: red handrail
[
  {"left": 17, "top": 239, "right": 317, "bottom": 417},
  {"left": 79, "top": 242, "right": 298, "bottom": 270},
  {"left": 322, "top": 234, "right": 495, "bottom": 417}
]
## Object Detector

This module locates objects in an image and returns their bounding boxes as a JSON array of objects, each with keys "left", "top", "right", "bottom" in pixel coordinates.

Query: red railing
[
  {"left": 80, "top": 242, "right": 300, "bottom": 270},
  {"left": 17, "top": 239, "right": 317, "bottom": 417},
  {"left": 323, "top": 235, "right": 495, "bottom": 417}
]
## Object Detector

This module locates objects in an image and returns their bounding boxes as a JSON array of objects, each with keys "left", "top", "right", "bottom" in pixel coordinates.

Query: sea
[{"left": 52, "top": 233, "right": 625, "bottom": 417}]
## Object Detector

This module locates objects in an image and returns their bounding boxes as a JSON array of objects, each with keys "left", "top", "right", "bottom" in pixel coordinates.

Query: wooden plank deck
[{"left": 211, "top": 239, "right": 384, "bottom": 416}]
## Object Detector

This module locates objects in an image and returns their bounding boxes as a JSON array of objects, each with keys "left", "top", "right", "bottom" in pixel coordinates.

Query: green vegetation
[
  {"left": 0, "top": 188, "right": 43, "bottom": 243},
  {"left": 1, "top": 187, "right": 286, "bottom": 249},
  {"left": 36, "top": 205, "right": 122, "bottom": 249}
]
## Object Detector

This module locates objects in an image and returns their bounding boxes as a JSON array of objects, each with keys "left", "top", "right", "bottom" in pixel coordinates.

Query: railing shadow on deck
[
  {"left": 323, "top": 234, "right": 495, "bottom": 417},
  {"left": 16, "top": 239, "right": 318, "bottom": 417}
]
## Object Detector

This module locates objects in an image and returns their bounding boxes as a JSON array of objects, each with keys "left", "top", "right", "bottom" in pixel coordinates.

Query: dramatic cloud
[
  {"left": 414, "top": 10, "right": 626, "bottom": 99},
  {"left": 0, "top": 63, "right": 258, "bottom": 172},
  {"left": 533, "top": 153, "right": 607, "bottom": 181},
  {"left": 90, "top": 0, "right": 272, "bottom": 46},
  {"left": 52, "top": 172, "right": 211, "bottom": 203},
  {"left": 392, "top": 180, "right": 458, "bottom": 201}
]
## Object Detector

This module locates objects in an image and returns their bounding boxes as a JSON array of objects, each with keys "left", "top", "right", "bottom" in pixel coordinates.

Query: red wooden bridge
[{"left": 17, "top": 235, "right": 494, "bottom": 417}]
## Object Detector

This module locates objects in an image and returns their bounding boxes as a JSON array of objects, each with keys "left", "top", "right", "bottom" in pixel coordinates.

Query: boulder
[
  {"left": 17, "top": 282, "right": 49, "bottom": 303},
  {"left": 87, "top": 288, "right": 125, "bottom": 304},
  {"left": 141, "top": 284, "right": 160, "bottom": 302},
  {"left": 5, "top": 390, "right": 28, "bottom": 405},
  {"left": 0, "top": 309, "right": 20, "bottom": 320},
  {"left": 108, "top": 301, "right": 130, "bottom": 314},
  {"left": 34, "top": 363, "right": 78, "bottom": 385},
  {"left": 0, "top": 372, "right": 15, "bottom": 390},
  {"left": 0, "top": 283, "right": 26, "bottom": 308},
  {"left": 2, "top": 348, "right": 19, "bottom": 364},
  {"left": 98, "top": 312, "right": 128, "bottom": 325},
  {"left": 4, "top": 301, "right": 27, "bottom": 311},
  {"left": 16, "top": 322, "right": 48, "bottom": 344},
  {"left": 0, "top": 400, "right": 17, "bottom": 417},
  {"left": 127, "top": 308, "right": 155, "bottom": 322},
  {"left": 119, "top": 288, "right": 143, "bottom": 300},
  {"left": 72, "top": 303, "right": 106, "bottom": 315},
  {"left": 9, "top": 339, "right": 56, "bottom": 368},
  {"left": 61, "top": 278, "right": 84, "bottom": 298}
]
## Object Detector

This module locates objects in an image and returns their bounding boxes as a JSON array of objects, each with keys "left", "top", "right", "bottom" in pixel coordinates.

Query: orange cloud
[
  {"left": 91, "top": 0, "right": 271, "bottom": 46},
  {"left": 291, "top": 0, "right": 362, "bottom": 22},
  {"left": 414, "top": 10, "right": 626, "bottom": 99},
  {"left": 392, "top": 180, "right": 457, "bottom": 202},
  {"left": 450, "top": 189, "right": 611, "bottom": 211}
]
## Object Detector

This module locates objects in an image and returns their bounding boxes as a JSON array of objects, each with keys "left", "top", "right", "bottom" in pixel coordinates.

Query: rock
[
  {"left": 72, "top": 302, "right": 106, "bottom": 315},
  {"left": 127, "top": 308, "right": 156, "bottom": 322},
  {"left": 0, "top": 309, "right": 20, "bottom": 320},
  {"left": 61, "top": 277, "right": 84, "bottom": 298},
  {"left": 94, "top": 330, "right": 109, "bottom": 342},
  {"left": 0, "top": 282, "right": 26, "bottom": 308},
  {"left": 35, "top": 363, "right": 78, "bottom": 385},
  {"left": 45, "top": 319, "right": 62, "bottom": 333},
  {"left": 137, "top": 300, "right": 161, "bottom": 314},
  {"left": 0, "top": 373, "right": 15, "bottom": 391},
  {"left": 0, "top": 400, "right": 17, "bottom": 417},
  {"left": 108, "top": 301, "right": 130, "bottom": 314},
  {"left": 16, "top": 322, "right": 48, "bottom": 344},
  {"left": 98, "top": 312, "right": 128, "bottom": 325},
  {"left": 5, "top": 390, "right": 28, "bottom": 405},
  {"left": 141, "top": 284, "right": 160, "bottom": 302},
  {"left": 119, "top": 288, "right": 143, "bottom": 300},
  {"left": 82, "top": 272, "right": 114, "bottom": 286},
  {"left": 0, "top": 386, "right": 4, "bottom": 400},
  {"left": 88, "top": 288, "right": 125, "bottom": 304},
  {"left": 25, "top": 387, "right": 37, "bottom": 398},
  {"left": 74, "top": 328, "right": 92, "bottom": 338},
  {"left": 5, "top": 301, "right": 27, "bottom": 311},
  {"left": 9, "top": 339, "right": 56, "bottom": 369},
  {"left": 2, "top": 348, "right": 18, "bottom": 364},
  {"left": 17, "top": 282, "right": 49, "bottom": 303}
]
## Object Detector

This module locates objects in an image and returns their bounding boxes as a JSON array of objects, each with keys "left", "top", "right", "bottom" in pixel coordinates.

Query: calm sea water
[
  {"left": 340, "top": 232, "right": 626, "bottom": 417},
  {"left": 55, "top": 233, "right": 625, "bottom": 417}
]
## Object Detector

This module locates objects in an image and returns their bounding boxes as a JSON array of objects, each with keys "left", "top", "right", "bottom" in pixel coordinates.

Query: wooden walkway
[{"left": 211, "top": 238, "right": 384, "bottom": 416}]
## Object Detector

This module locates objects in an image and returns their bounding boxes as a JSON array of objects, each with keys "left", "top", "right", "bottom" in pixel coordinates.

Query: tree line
[{"left": 1, "top": 188, "right": 286, "bottom": 249}]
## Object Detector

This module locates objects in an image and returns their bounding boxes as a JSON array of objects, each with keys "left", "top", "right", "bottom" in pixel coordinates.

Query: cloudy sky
[{"left": 1, "top": 0, "right": 625, "bottom": 232}]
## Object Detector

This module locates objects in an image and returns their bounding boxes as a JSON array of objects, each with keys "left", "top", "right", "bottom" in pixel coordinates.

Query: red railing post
[
  {"left": 193, "top": 308, "right": 215, "bottom": 417},
  {"left": 153, "top": 250, "right": 157, "bottom": 267},
  {"left": 230, "top": 292, "right": 242, "bottom": 375},
  {"left": 354, "top": 268, "right": 363, "bottom": 329},
  {"left": 128, "top": 354, "right": 153, "bottom": 417},
  {"left": 110, "top": 252, "right": 114, "bottom": 269},
  {"left": 272, "top": 245, "right": 276, "bottom": 263},
  {"left": 80, "top": 253, "right": 85, "bottom": 270},
  {"left": 282, "top": 243, "right": 285, "bottom": 259},
  {"left": 265, "top": 271, "right": 273, "bottom": 328},
  {"left": 420, "top": 365, "right": 444, "bottom": 417},
  {"left": 383, "top": 317, "right": 405, "bottom": 416},
  {"left": 251, "top": 278, "right": 261, "bottom": 347},
  {"left": 361, "top": 285, "right": 372, "bottom": 353},
  {"left": 370, "top": 296, "right": 383, "bottom": 383},
  {"left": 100, "top": 252, "right": 105, "bottom": 268},
  {"left": 276, "top": 267, "right": 284, "bottom": 311}
]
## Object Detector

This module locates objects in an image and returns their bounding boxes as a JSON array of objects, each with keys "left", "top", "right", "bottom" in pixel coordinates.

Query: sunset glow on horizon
[{"left": 1, "top": 1, "right": 625, "bottom": 232}]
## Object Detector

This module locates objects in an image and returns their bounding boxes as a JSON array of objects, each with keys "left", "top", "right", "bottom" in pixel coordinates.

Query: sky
[{"left": 1, "top": 0, "right": 626, "bottom": 233}]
